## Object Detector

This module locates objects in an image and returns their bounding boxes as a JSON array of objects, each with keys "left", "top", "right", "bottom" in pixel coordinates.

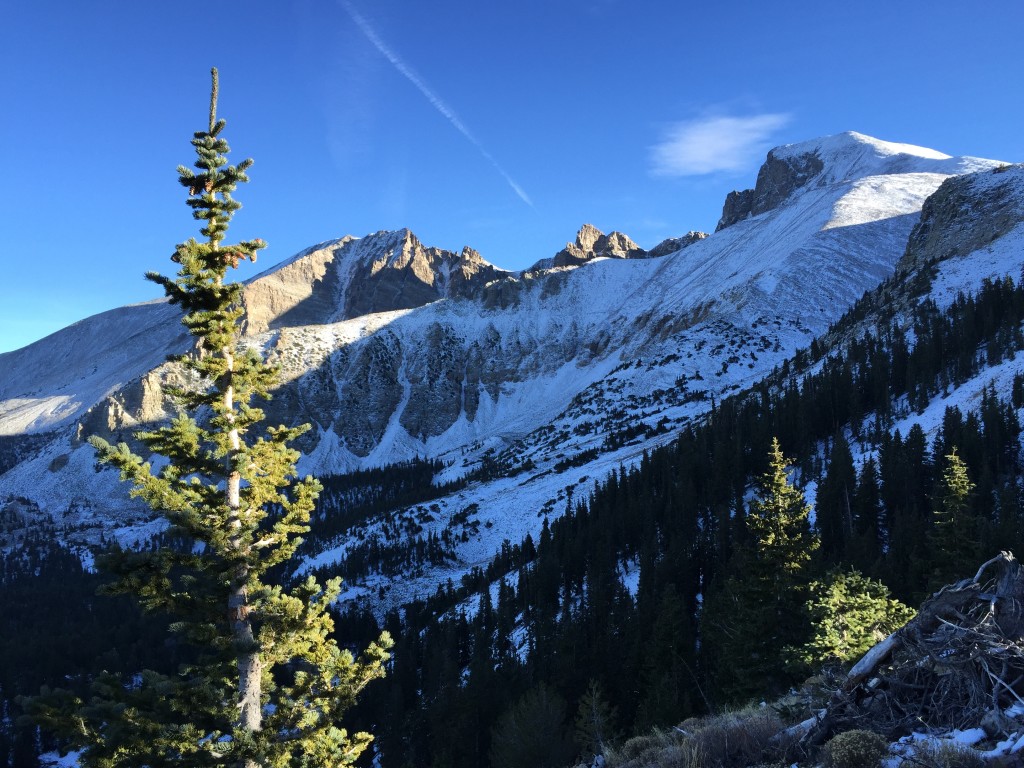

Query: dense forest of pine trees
[{"left": 3, "top": 267, "right": 1024, "bottom": 765}]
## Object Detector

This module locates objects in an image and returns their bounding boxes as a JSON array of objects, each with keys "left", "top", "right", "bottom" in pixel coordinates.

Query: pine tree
[
  {"left": 816, "top": 433, "right": 855, "bottom": 563},
  {"left": 574, "top": 679, "right": 621, "bottom": 761},
  {"left": 746, "top": 438, "right": 819, "bottom": 582},
  {"left": 796, "top": 569, "right": 915, "bottom": 667},
  {"left": 927, "top": 448, "right": 979, "bottom": 590},
  {"left": 849, "top": 457, "right": 883, "bottom": 572},
  {"left": 703, "top": 438, "right": 818, "bottom": 702},
  {"left": 25, "top": 69, "right": 391, "bottom": 768},
  {"left": 488, "top": 685, "right": 574, "bottom": 768}
]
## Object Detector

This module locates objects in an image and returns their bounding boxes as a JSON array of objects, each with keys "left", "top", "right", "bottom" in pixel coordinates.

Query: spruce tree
[
  {"left": 927, "top": 448, "right": 979, "bottom": 590},
  {"left": 26, "top": 69, "right": 391, "bottom": 768},
  {"left": 703, "top": 438, "right": 818, "bottom": 702},
  {"left": 816, "top": 433, "right": 855, "bottom": 563},
  {"left": 796, "top": 569, "right": 914, "bottom": 668},
  {"left": 849, "top": 457, "right": 883, "bottom": 572},
  {"left": 746, "top": 438, "right": 819, "bottom": 583}
]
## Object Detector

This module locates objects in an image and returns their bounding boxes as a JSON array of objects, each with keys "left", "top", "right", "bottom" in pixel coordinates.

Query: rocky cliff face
[
  {"left": 648, "top": 231, "right": 709, "bottom": 258},
  {"left": 717, "top": 149, "right": 825, "bottom": 230},
  {"left": 900, "top": 164, "right": 1024, "bottom": 272},
  {"left": 530, "top": 224, "right": 647, "bottom": 271},
  {"left": 241, "top": 230, "right": 506, "bottom": 335}
]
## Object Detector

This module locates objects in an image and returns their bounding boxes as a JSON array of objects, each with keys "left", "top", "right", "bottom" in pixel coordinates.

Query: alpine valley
[{"left": 6, "top": 131, "right": 1024, "bottom": 767}]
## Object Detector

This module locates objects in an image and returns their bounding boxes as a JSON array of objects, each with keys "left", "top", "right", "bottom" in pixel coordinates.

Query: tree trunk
[{"left": 224, "top": 347, "right": 262, "bottom": 767}]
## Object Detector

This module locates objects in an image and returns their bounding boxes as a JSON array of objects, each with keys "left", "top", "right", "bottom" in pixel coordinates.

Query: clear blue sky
[{"left": 2, "top": 1, "right": 1023, "bottom": 353}]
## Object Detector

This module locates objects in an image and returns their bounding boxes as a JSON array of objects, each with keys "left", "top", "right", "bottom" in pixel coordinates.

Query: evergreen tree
[
  {"left": 574, "top": 679, "right": 621, "bottom": 761},
  {"left": 25, "top": 69, "right": 391, "bottom": 768},
  {"left": 488, "top": 685, "right": 574, "bottom": 768},
  {"left": 796, "top": 569, "right": 915, "bottom": 668},
  {"left": 849, "top": 457, "right": 883, "bottom": 572},
  {"left": 927, "top": 448, "right": 979, "bottom": 590},
  {"left": 704, "top": 438, "right": 818, "bottom": 702},
  {"left": 816, "top": 434, "right": 855, "bottom": 562},
  {"left": 746, "top": 438, "right": 819, "bottom": 582}
]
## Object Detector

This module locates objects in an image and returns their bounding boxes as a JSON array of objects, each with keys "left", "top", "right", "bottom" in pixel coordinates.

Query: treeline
[
  {"left": 302, "top": 457, "right": 461, "bottom": 550},
  {"left": 338, "top": 274, "right": 1024, "bottom": 768}
]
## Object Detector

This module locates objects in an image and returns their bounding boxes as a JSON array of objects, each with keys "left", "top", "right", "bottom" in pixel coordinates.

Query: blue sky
[{"left": 2, "top": 1, "right": 1023, "bottom": 353}]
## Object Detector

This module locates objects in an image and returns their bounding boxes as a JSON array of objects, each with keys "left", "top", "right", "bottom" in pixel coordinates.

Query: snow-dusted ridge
[{"left": 1, "top": 134, "right": 1017, "bottom": 601}]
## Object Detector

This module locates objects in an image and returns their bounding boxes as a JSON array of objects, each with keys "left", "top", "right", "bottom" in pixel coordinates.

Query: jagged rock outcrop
[
  {"left": 717, "top": 149, "right": 825, "bottom": 231},
  {"left": 341, "top": 230, "right": 501, "bottom": 318},
  {"left": 331, "top": 331, "right": 405, "bottom": 456},
  {"left": 530, "top": 224, "right": 647, "bottom": 271},
  {"left": 648, "top": 231, "right": 709, "bottom": 258},
  {"left": 399, "top": 323, "right": 468, "bottom": 441},
  {"left": 74, "top": 364, "right": 193, "bottom": 445},
  {"left": 240, "top": 237, "right": 355, "bottom": 335},
  {"left": 241, "top": 230, "right": 505, "bottom": 335},
  {"left": 900, "top": 164, "right": 1024, "bottom": 272}
]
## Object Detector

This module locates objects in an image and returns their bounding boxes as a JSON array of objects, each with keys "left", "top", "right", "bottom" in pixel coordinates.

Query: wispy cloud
[
  {"left": 650, "top": 113, "right": 791, "bottom": 177},
  {"left": 340, "top": 1, "right": 533, "bottom": 207}
]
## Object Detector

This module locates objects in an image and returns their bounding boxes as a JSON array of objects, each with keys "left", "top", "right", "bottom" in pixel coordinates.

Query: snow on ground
[
  {"left": 0, "top": 300, "right": 186, "bottom": 435},
  {"left": 930, "top": 221, "right": 1024, "bottom": 309},
  {"left": 39, "top": 750, "right": 81, "bottom": 767},
  {"left": 619, "top": 557, "right": 641, "bottom": 598}
]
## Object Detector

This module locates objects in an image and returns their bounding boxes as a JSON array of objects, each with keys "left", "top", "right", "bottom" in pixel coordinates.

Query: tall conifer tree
[
  {"left": 927, "top": 448, "right": 979, "bottom": 590},
  {"left": 816, "top": 434, "right": 855, "bottom": 562},
  {"left": 27, "top": 69, "right": 391, "bottom": 768},
  {"left": 703, "top": 438, "right": 818, "bottom": 702}
]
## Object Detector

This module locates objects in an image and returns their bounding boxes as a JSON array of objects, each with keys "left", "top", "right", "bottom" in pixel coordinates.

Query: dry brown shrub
[{"left": 606, "top": 707, "right": 784, "bottom": 768}]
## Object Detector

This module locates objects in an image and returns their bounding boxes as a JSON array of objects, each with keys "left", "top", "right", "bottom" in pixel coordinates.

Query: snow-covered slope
[
  {"left": 0, "top": 300, "right": 187, "bottom": 436},
  {"left": 0, "top": 134, "right": 1012, "bottom": 585}
]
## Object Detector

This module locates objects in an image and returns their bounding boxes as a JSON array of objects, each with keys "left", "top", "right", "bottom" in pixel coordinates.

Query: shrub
[
  {"left": 822, "top": 729, "right": 889, "bottom": 768},
  {"left": 912, "top": 740, "right": 985, "bottom": 768},
  {"left": 690, "top": 709, "right": 784, "bottom": 766},
  {"left": 606, "top": 708, "right": 783, "bottom": 768}
]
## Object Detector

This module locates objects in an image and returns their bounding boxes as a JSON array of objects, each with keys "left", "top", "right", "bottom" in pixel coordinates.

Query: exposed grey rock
[
  {"left": 649, "top": 231, "right": 709, "bottom": 258},
  {"left": 74, "top": 363, "right": 193, "bottom": 445},
  {"left": 717, "top": 189, "right": 756, "bottom": 232},
  {"left": 241, "top": 230, "right": 504, "bottom": 335},
  {"left": 241, "top": 237, "right": 355, "bottom": 336},
  {"left": 900, "top": 164, "right": 1024, "bottom": 273},
  {"left": 532, "top": 224, "right": 647, "bottom": 271},
  {"left": 716, "top": 150, "right": 825, "bottom": 231},
  {"left": 448, "top": 246, "right": 504, "bottom": 299},
  {"left": 332, "top": 332, "right": 404, "bottom": 457},
  {"left": 399, "top": 323, "right": 467, "bottom": 441}
]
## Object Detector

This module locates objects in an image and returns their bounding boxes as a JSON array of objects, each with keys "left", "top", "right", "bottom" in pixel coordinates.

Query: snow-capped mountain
[{"left": 1, "top": 132, "right": 1018, "bottom": 604}]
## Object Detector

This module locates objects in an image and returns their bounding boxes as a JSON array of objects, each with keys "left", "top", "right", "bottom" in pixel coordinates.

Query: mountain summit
[{"left": 717, "top": 131, "right": 990, "bottom": 230}]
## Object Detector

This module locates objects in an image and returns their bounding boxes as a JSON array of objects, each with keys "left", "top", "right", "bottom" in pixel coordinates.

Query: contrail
[{"left": 340, "top": 0, "right": 533, "bottom": 207}]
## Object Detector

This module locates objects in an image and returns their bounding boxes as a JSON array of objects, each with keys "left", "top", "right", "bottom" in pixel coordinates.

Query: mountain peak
[
  {"left": 239, "top": 229, "right": 505, "bottom": 334},
  {"left": 774, "top": 131, "right": 950, "bottom": 164},
  {"left": 528, "top": 224, "right": 646, "bottom": 272},
  {"left": 717, "top": 131, "right": 999, "bottom": 232}
]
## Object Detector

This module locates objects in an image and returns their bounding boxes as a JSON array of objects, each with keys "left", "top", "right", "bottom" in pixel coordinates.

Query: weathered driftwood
[{"left": 803, "top": 552, "right": 1024, "bottom": 746}]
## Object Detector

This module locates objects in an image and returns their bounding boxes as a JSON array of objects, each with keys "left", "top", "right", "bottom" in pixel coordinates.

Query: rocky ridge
[
  {"left": 241, "top": 229, "right": 507, "bottom": 335},
  {"left": 901, "top": 163, "right": 1024, "bottom": 272}
]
